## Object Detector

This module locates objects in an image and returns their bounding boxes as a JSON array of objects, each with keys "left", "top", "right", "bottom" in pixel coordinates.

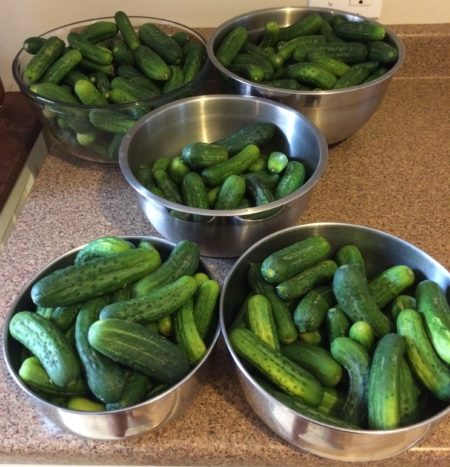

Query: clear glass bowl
[{"left": 12, "top": 17, "right": 210, "bottom": 164}]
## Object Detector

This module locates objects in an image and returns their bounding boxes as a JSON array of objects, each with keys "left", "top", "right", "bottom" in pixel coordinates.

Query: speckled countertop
[{"left": 1, "top": 25, "right": 450, "bottom": 466}]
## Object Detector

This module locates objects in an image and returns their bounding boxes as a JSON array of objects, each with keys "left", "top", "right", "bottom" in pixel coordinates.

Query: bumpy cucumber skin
[
  {"left": 88, "top": 318, "right": 190, "bottom": 384},
  {"left": 247, "top": 262, "right": 298, "bottom": 345},
  {"left": 367, "top": 40, "right": 399, "bottom": 63},
  {"left": 75, "top": 296, "right": 127, "bottom": 404},
  {"left": 175, "top": 297, "right": 207, "bottom": 365},
  {"left": 74, "top": 79, "right": 108, "bottom": 105},
  {"left": 247, "top": 294, "right": 280, "bottom": 350},
  {"left": 182, "top": 41, "right": 205, "bottom": 84},
  {"left": 181, "top": 172, "right": 209, "bottom": 209},
  {"left": 306, "top": 42, "right": 368, "bottom": 64},
  {"left": 37, "top": 303, "right": 80, "bottom": 332},
  {"left": 334, "top": 20, "right": 386, "bottom": 42},
  {"left": 100, "top": 275, "right": 198, "bottom": 323},
  {"left": 153, "top": 169, "right": 182, "bottom": 204},
  {"left": 106, "top": 371, "right": 152, "bottom": 410},
  {"left": 335, "top": 244, "right": 366, "bottom": 276},
  {"left": 30, "top": 82, "right": 79, "bottom": 104},
  {"left": 278, "top": 12, "right": 323, "bottom": 42},
  {"left": 397, "top": 309, "right": 450, "bottom": 401},
  {"left": 132, "top": 240, "right": 200, "bottom": 297},
  {"left": 216, "top": 26, "right": 248, "bottom": 67},
  {"left": 89, "top": 109, "right": 136, "bottom": 133},
  {"left": 368, "top": 333, "right": 406, "bottom": 430},
  {"left": 75, "top": 236, "right": 134, "bottom": 265},
  {"left": 281, "top": 340, "right": 343, "bottom": 388},
  {"left": 334, "top": 62, "right": 379, "bottom": 89},
  {"left": 9, "top": 311, "right": 81, "bottom": 388},
  {"left": 41, "top": 49, "right": 83, "bottom": 84},
  {"left": 114, "top": 11, "right": 140, "bottom": 50},
  {"left": 416, "top": 280, "right": 450, "bottom": 365},
  {"left": 214, "top": 175, "right": 246, "bottom": 210},
  {"left": 274, "top": 161, "right": 306, "bottom": 199},
  {"left": 31, "top": 248, "right": 158, "bottom": 307},
  {"left": 399, "top": 358, "right": 422, "bottom": 426},
  {"left": 285, "top": 62, "right": 337, "bottom": 90},
  {"left": 331, "top": 336, "right": 370, "bottom": 426},
  {"left": 138, "top": 23, "right": 183, "bottom": 65},
  {"left": 181, "top": 142, "right": 229, "bottom": 169},
  {"left": 215, "top": 122, "right": 275, "bottom": 155},
  {"left": 261, "top": 236, "right": 331, "bottom": 284},
  {"left": 230, "top": 327, "right": 323, "bottom": 407},
  {"left": 133, "top": 45, "right": 171, "bottom": 81},
  {"left": 67, "top": 32, "right": 113, "bottom": 66},
  {"left": 24, "top": 36, "right": 65, "bottom": 84},
  {"left": 333, "top": 264, "right": 392, "bottom": 337},
  {"left": 80, "top": 20, "right": 118, "bottom": 43},
  {"left": 193, "top": 279, "right": 220, "bottom": 340}
]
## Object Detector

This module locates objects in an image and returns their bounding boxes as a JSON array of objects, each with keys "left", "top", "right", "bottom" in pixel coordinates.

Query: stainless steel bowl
[
  {"left": 207, "top": 7, "right": 406, "bottom": 145},
  {"left": 3, "top": 236, "right": 220, "bottom": 440},
  {"left": 119, "top": 94, "right": 328, "bottom": 258},
  {"left": 220, "top": 222, "right": 450, "bottom": 461}
]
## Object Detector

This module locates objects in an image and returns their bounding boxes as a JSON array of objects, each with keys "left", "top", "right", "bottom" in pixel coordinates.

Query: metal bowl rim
[
  {"left": 207, "top": 6, "right": 406, "bottom": 95},
  {"left": 119, "top": 93, "right": 328, "bottom": 217},
  {"left": 3, "top": 235, "right": 221, "bottom": 415},
  {"left": 219, "top": 221, "right": 450, "bottom": 434}
]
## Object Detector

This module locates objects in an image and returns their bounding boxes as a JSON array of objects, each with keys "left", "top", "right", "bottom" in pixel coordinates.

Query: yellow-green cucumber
[
  {"left": 67, "top": 396, "right": 105, "bottom": 412},
  {"left": 230, "top": 327, "right": 323, "bottom": 407},
  {"left": 9, "top": 311, "right": 81, "bottom": 388},
  {"left": 368, "top": 333, "right": 406, "bottom": 430},
  {"left": 246, "top": 294, "right": 280, "bottom": 350},
  {"left": 390, "top": 294, "right": 416, "bottom": 322},
  {"left": 193, "top": 279, "right": 220, "bottom": 340},
  {"left": 348, "top": 321, "right": 375, "bottom": 352}
]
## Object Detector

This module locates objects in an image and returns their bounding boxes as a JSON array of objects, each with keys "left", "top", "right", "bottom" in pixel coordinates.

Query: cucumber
[
  {"left": 261, "top": 79, "right": 304, "bottom": 90},
  {"left": 114, "top": 11, "right": 140, "bottom": 50},
  {"left": 368, "top": 265, "right": 415, "bottom": 309},
  {"left": 182, "top": 41, "right": 205, "bottom": 84},
  {"left": 293, "top": 285, "right": 335, "bottom": 333},
  {"left": 333, "top": 264, "right": 392, "bottom": 337},
  {"left": 111, "top": 76, "right": 159, "bottom": 99},
  {"left": 105, "top": 371, "right": 152, "bottom": 410},
  {"left": 117, "top": 63, "right": 146, "bottom": 78},
  {"left": 246, "top": 294, "right": 280, "bottom": 350},
  {"left": 334, "top": 62, "right": 379, "bottom": 89},
  {"left": 276, "top": 260, "right": 338, "bottom": 302},
  {"left": 163, "top": 65, "right": 184, "bottom": 93},
  {"left": 245, "top": 172, "right": 276, "bottom": 208},
  {"left": 111, "top": 38, "right": 135, "bottom": 65},
  {"left": 74, "top": 236, "right": 135, "bottom": 264},
  {"left": 326, "top": 306, "right": 350, "bottom": 344},
  {"left": 267, "top": 151, "right": 288, "bottom": 174},
  {"left": 88, "top": 318, "right": 190, "bottom": 384},
  {"left": 181, "top": 142, "right": 229, "bottom": 169},
  {"left": 201, "top": 144, "right": 261, "bottom": 187},
  {"left": 317, "top": 386, "right": 345, "bottom": 417},
  {"left": 259, "top": 20, "right": 280, "bottom": 48},
  {"left": 91, "top": 71, "right": 112, "bottom": 99},
  {"left": 18, "top": 356, "right": 86, "bottom": 397},
  {"left": 364, "top": 65, "right": 388, "bottom": 83},
  {"left": 74, "top": 79, "right": 108, "bottom": 105},
  {"left": 168, "top": 156, "right": 190, "bottom": 184},
  {"left": 214, "top": 175, "right": 246, "bottom": 210},
  {"left": 232, "top": 53, "right": 274, "bottom": 81},
  {"left": 335, "top": 244, "right": 366, "bottom": 276},
  {"left": 36, "top": 303, "right": 80, "bottom": 332},
  {"left": 24, "top": 36, "right": 65, "bottom": 84},
  {"left": 79, "top": 58, "right": 114, "bottom": 76},
  {"left": 416, "top": 280, "right": 450, "bottom": 365},
  {"left": 230, "top": 327, "right": 323, "bottom": 407},
  {"left": 132, "top": 240, "right": 200, "bottom": 297},
  {"left": 158, "top": 315, "right": 174, "bottom": 338},
  {"left": 215, "top": 122, "right": 275, "bottom": 155},
  {"left": 391, "top": 294, "right": 416, "bottom": 321},
  {"left": 152, "top": 169, "right": 182, "bottom": 203},
  {"left": 367, "top": 40, "right": 399, "bottom": 63},
  {"left": 193, "top": 272, "right": 210, "bottom": 286},
  {"left": 330, "top": 336, "right": 370, "bottom": 426},
  {"left": 79, "top": 21, "right": 118, "bottom": 43},
  {"left": 175, "top": 297, "right": 207, "bottom": 365},
  {"left": 261, "top": 235, "right": 331, "bottom": 284},
  {"left": 229, "top": 62, "right": 265, "bottom": 82},
  {"left": 88, "top": 109, "right": 136, "bottom": 133},
  {"left": 368, "top": 333, "right": 406, "bottom": 430},
  {"left": 308, "top": 52, "right": 350, "bottom": 78},
  {"left": 247, "top": 262, "right": 298, "bottom": 345},
  {"left": 67, "top": 396, "right": 105, "bottom": 412},
  {"left": 139, "top": 23, "right": 183, "bottom": 65},
  {"left": 281, "top": 340, "right": 343, "bottom": 388},
  {"left": 31, "top": 248, "right": 159, "bottom": 307},
  {"left": 41, "top": 49, "right": 83, "bottom": 84},
  {"left": 399, "top": 358, "right": 422, "bottom": 426},
  {"left": 278, "top": 13, "right": 323, "bottom": 42},
  {"left": 274, "top": 161, "right": 306, "bottom": 199},
  {"left": 133, "top": 45, "right": 171, "bottom": 81},
  {"left": 75, "top": 296, "right": 127, "bottom": 403},
  {"left": 244, "top": 170, "right": 279, "bottom": 190},
  {"left": 305, "top": 42, "right": 368, "bottom": 64},
  {"left": 348, "top": 321, "right": 375, "bottom": 352},
  {"left": 67, "top": 32, "right": 113, "bottom": 65},
  {"left": 277, "top": 34, "right": 326, "bottom": 62},
  {"left": 182, "top": 172, "right": 210, "bottom": 210},
  {"left": 9, "top": 311, "right": 81, "bottom": 388},
  {"left": 152, "top": 157, "right": 172, "bottom": 173},
  {"left": 193, "top": 279, "right": 220, "bottom": 340},
  {"left": 23, "top": 36, "right": 47, "bottom": 55},
  {"left": 334, "top": 20, "right": 386, "bottom": 42},
  {"left": 396, "top": 309, "right": 450, "bottom": 401},
  {"left": 285, "top": 62, "right": 338, "bottom": 90},
  {"left": 100, "top": 275, "right": 198, "bottom": 323},
  {"left": 215, "top": 26, "right": 248, "bottom": 67}
]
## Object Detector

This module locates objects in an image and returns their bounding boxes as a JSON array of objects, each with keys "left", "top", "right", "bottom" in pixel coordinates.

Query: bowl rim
[
  {"left": 12, "top": 15, "right": 210, "bottom": 110},
  {"left": 207, "top": 6, "right": 406, "bottom": 95},
  {"left": 119, "top": 93, "right": 328, "bottom": 218},
  {"left": 3, "top": 235, "right": 221, "bottom": 415},
  {"left": 219, "top": 221, "right": 450, "bottom": 434}
]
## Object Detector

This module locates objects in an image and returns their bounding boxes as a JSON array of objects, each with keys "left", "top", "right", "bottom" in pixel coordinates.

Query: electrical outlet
[{"left": 307, "top": 0, "right": 383, "bottom": 19}]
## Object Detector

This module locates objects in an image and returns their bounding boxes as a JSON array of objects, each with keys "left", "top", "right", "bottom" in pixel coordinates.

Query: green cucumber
[
  {"left": 230, "top": 327, "right": 323, "bottom": 407},
  {"left": 367, "top": 40, "right": 399, "bottom": 63},
  {"left": 274, "top": 161, "right": 306, "bottom": 199},
  {"left": 232, "top": 53, "right": 274, "bottom": 80},
  {"left": 325, "top": 306, "right": 350, "bottom": 344},
  {"left": 67, "top": 32, "right": 113, "bottom": 65},
  {"left": 139, "top": 23, "right": 183, "bottom": 65},
  {"left": 79, "top": 58, "right": 114, "bottom": 76},
  {"left": 396, "top": 309, "right": 450, "bottom": 401},
  {"left": 348, "top": 321, "right": 375, "bottom": 352},
  {"left": 111, "top": 38, "right": 135, "bottom": 65},
  {"left": 215, "top": 26, "right": 248, "bottom": 67},
  {"left": 9, "top": 311, "right": 81, "bottom": 388},
  {"left": 245, "top": 172, "right": 276, "bottom": 208},
  {"left": 335, "top": 244, "right": 366, "bottom": 276},
  {"left": 334, "top": 62, "right": 379, "bottom": 89},
  {"left": 114, "top": 11, "right": 140, "bottom": 50},
  {"left": 75, "top": 296, "right": 127, "bottom": 404},
  {"left": 153, "top": 169, "right": 182, "bottom": 203},
  {"left": 158, "top": 315, "right": 174, "bottom": 338},
  {"left": 308, "top": 52, "right": 350, "bottom": 78},
  {"left": 101, "top": 275, "right": 198, "bottom": 323},
  {"left": 88, "top": 109, "right": 136, "bottom": 133},
  {"left": 259, "top": 20, "right": 280, "bottom": 48},
  {"left": 79, "top": 21, "right": 118, "bottom": 43},
  {"left": 182, "top": 41, "right": 205, "bottom": 84},
  {"left": 31, "top": 248, "right": 159, "bottom": 307},
  {"left": 24, "top": 36, "right": 65, "bottom": 84},
  {"left": 163, "top": 65, "right": 184, "bottom": 93},
  {"left": 391, "top": 294, "right": 416, "bottom": 321},
  {"left": 74, "top": 236, "right": 134, "bottom": 264},
  {"left": 133, "top": 45, "right": 171, "bottom": 81},
  {"left": 41, "top": 48, "right": 83, "bottom": 84},
  {"left": 368, "top": 333, "right": 406, "bottom": 430},
  {"left": 278, "top": 13, "right": 323, "bottom": 42},
  {"left": 182, "top": 172, "right": 210, "bottom": 210},
  {"left": 193, "top": 279, "right": 220, "bottom": 340},
  {"left": 37, "top": 303, "right": 80, "bottom": 332},
  {"left": 333, "top": 264, "right": 392, "bottom": 337},
  {"left": 67, "top": 396, "right": 105, "bottom": 412},
  {"left": 88, "top": 318, "right": 190, "bottom": 384},
  {"left": 281, "top": 340, "right": 343, "bottom": 388},
  {"left": 246, "top": 294, "right": 280, "bottom": 350},
  {"left": 215, "top": 122, "right": 275, "bottom": 155},
  {"left": 330, "top": 336, "right": 370, "bottom": 426},
  {"left": 228, "top": 62, "right": 265, "bottom": 82},
  {"left": 74, "top": 79, "right": 108, "bottom": 105},
  {"left": 181, "top": 142, "right": 229, "bottom": 169},
  {"left": 399, "top": 358, "right": 422, "bottom": 426},
  {"left": 23, "top": 36, "right": 47, "bottom": 55},
  {"left": 317, "top": 386, "right": 345, "bottom": 417},
  {"left": 91, "top": 71, "right": 112, "bottom": 99},
  {"left": 416, "top": 280, "right": 450, "bottom": 365},
  {"left": 105, "top": 371, "right": 152, "bottom": 410},
  {"left": 111, "top": 76, "right": 160, "bottom": 99},
  {"left": 267, "top": 151, "right": 288, "bottom": 174},
  {"left": 334, "top": 20, "right": 386, "bottom": 42},
  {"left": 305, "top": 42, "right": 368, "bottom": 64},
  {"left": 132, "top": 240, "right": 200, "bottom": 297},
  {"left": 285, "top": 62, "right": 337, "bottom": 90},
  {"left": 214, "top": 175, "right": 246, "bottom": 210},
  {"left": 277, "top": 34, "right": 326, "bottom": 62},
  {"left": 168, "top": 156, "right": 190, "bottom": 184},
  {"left": 261, "top": 235, "right": 331, "bottom": 284},
  {"left": 276, "top": 260, "right": 338, "bottom": 302}
]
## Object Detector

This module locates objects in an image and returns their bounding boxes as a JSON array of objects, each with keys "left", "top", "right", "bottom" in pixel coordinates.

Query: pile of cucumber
[
  {"left": 229, "top": 235, "right": 450, "bottom": 430},
  {"left": 20, "top": 11, "right": 207, "bottom": 161},
  {"left": 134, "top": 121, "right": 307, "bottom": 217},
  {"left": 215, "top": 13, "right": 399, "bottom": 90},
  {"left": 8, "top": 237, "right": 220, "bottom": 412}
]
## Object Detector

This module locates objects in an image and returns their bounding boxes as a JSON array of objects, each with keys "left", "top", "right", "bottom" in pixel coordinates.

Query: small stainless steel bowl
[
  {"left": 119, "top": 94, "right": 327, "bottom": 258},
  {"left": 207, "top": 7, "right": 405, "bottom": 145},
  {"left": 3, "top": 236, "right": 220, "bottom": 440},
  {"left": 220, "top": 222, "right": 450, "bottom": 462}
]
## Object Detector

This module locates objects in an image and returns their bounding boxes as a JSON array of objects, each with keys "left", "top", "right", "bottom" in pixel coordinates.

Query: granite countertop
[{"left": 1, "top": 24, "right": 449, "bottom": 466}]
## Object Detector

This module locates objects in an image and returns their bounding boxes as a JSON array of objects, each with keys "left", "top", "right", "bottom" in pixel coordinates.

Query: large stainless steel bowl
[
  {"left": 119, "top": 94, "right": 328, "bottom": 258},
  {"left": 207, "top": 7, "right": 406, "bottom": 145},
  {"left": 3, "top": 236, "right": 220, "bottom": 440},
  {"left": 220, "top": 222, "right": 450, "bottom": 461}
]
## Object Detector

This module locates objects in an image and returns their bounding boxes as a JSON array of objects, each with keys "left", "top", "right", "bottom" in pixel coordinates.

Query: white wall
[{"left": 2, "top": 0, "right": 450, "bottom": 90}]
